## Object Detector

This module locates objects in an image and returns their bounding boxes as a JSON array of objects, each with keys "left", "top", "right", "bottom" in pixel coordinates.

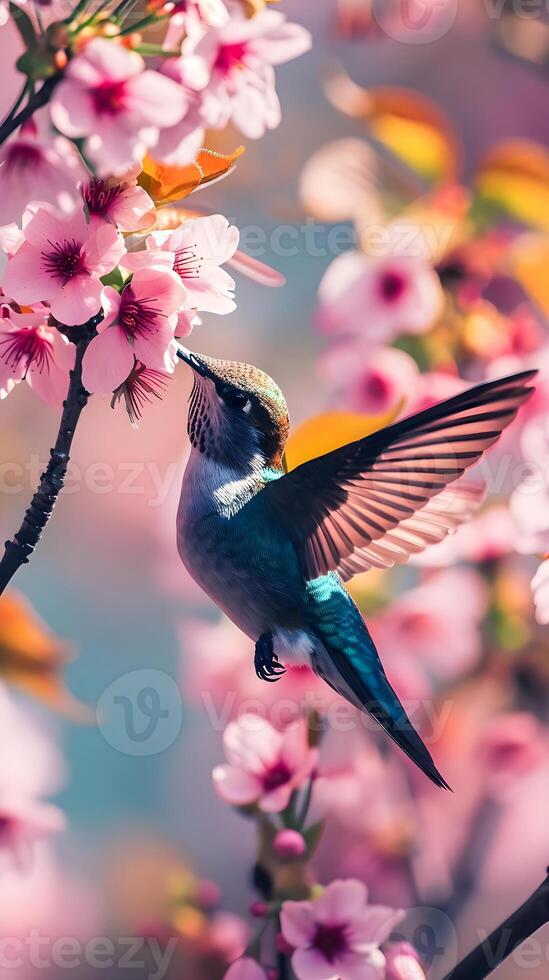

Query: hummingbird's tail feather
[
  {"left": 315, "top": 639, "right": 451, "bottom": 789},
  {"left": 308, "top": 584, "right": 450, "bottom": 789}
]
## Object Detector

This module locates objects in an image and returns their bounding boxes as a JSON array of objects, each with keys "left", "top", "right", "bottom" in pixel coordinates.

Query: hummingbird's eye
[{"left": 218, "top": 385, "right": 252, "bottom": 412}]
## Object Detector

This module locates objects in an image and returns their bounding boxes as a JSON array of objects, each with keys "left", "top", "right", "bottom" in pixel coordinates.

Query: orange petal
[
  {"left": 0, "top": 592, "right": 90, "bottom": 720},
  {"left": 509, "top": 233, "right": 549, "bottom": 317},
  {"left": 138, "top": 145, "right": 245, "bottom": 207},
  {"left": 324, "top": 68, "right": 460, "bottom": 184},
  {"left": 474, "top": 141, "right": 549, "bottom": 231},
  {"left": 284, "top": 407, "right": 400, "bottom": 471}
]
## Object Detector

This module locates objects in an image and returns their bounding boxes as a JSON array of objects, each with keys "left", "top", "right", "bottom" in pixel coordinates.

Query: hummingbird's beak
[{"left": 176, "top": 345, "right": 211, "bottom": 379}]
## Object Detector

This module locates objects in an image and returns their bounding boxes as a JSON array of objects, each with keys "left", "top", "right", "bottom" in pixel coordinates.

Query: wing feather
[{"left": 264, "top": 371, "right": 535, "bottom": 579}]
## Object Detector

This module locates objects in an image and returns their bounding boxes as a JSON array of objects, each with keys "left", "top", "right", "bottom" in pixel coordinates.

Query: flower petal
[
  {"left": 81, "top": 326, "right": 134, "bottom": 393},
  {"left": 211, "top": 764, "right": 261, "bottom": 806},
  {"left": 280, "top": 901, "right": 316, "bottom": 947}
]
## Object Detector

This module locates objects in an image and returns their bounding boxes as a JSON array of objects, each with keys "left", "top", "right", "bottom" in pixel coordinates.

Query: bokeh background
[{"left": 1, "top": 1, "right": 549, "bottom": 977}]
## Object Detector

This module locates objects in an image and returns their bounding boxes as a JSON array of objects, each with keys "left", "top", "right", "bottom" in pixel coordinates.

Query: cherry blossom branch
[
  {"left": 442, "top": 870, "right": 549, "bottom": 980},
  {"left": 0, "top": 76, "right": 59, "bottom": 146},
  {"left": 0, "top": 317, "right": 98, "bottom": 596}
]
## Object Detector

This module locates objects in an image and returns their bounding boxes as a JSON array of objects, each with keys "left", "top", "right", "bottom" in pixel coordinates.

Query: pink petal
[
  {"left": 132, "top": 319, "right": 177, "bottom": 373},
  {"left": 291, "top": 947, "right": 338, "bottom": 980},
  {"left": 69, "top": 37, "right": 144, "bottom": 84},
  {"left": 224, "top": 957, "right": 268, "bottom": 980},
  {"left": 172, "top": 215, "right": 239, "bottom": 265},
  {"left": 81, "top": 327, "right": 134, "bottom": 393},
  {"left": 280, "top": 901, "right": 316, "bottom": 947},
  {"left": 223, "top": 715, "right": 282, "bottom": 773},
  {"left": 252, "top": 19, "right": 312, "bottom": 65},
  {"left": 259, "top": 784, "right": 293, "bottom": 813},
  {"left": 183, "top": 265, "right": 236, "bottom": 314},
  {"left": 110, "top": 185, "right": 156, "bottom": 232},
  {"left": 27, "top": 333, "right": 75, "bottom": 408},
  {"left": 227, "top": 250, "right": 285, "bottom": 287},
  {"left": 348, "top": 907, "right": 405, "bottom": 949},
  {"left": 335, "top": 949, "right": 386, "bottom": 980},
  {"left": 98, "top": 286, "right": 122, "bottom": 331},
  {"left": 2, "top": 244, "right": 58, "bottom": 305},
  {"left": 130, "top": 267, "right": 187, "bottom": 314},
  {"left": 127, "top": 71, "right": 188, "bottom": 128},
  {"left": 122, "top": 249, "right": 175, "bottom": 273},
  {"left": 315, "top": 881, "right": 368, "bottom": 926},
  {"left": 49, "top": 274, "right": 103, "bottom": 326},
  {"left": 50, "top": 80, "right": 97, "bottom": 138},
  {"left": 23, "top": 203, "right": 88, "bottom": 249},
  {"left": 212, "top": 764, "right": 261, "bottom": 806},
  {"left": 83, "top": 223, "right": 125, "bottom": 275}
]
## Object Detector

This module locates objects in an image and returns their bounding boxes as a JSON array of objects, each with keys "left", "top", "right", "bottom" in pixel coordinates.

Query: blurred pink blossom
[
  {"left": 317, "top": 252, "right": 443, "bottom": 341},
  {"left": 477, "top": 713, "right": 548, "bottom": 802},
  {"left": 371, "top": 568, "right": 488, "bottom": 684},
  {"left": 163, "top": 0, "right": 230, "bottom": 48},
  {"left": 124, "top": 214, "right": 239, "bottom": 314},
  {"left": 413, "top": 505, "right": 515, "bottom": 568},
  {"left": 212, "top": 714, "right": 317, "bottom": 812},
  {"left": 319, "top": 343, "right": 419, "bottom": 415},
  {"left": 224, "top": 958, "right": 268, "bottom": 980},
  {"left": 531, "top": 559, "right": 549, "bottom": 625},
  {"left": 0, "top": 798, "right": 65, "bottom": 872},
  {"left": 1, "top": 203, "right": 124, "bottom": 325},
  {"left": 385, "top": 942, "right": 426, "bottom": 980},
  {"left": 82, "top": 175, "right": 156, "bottom": 232},
  {"left": 510, "top": 414, "right": 549, "bottom": 555},
  {"left": 0, "top": 309, "right": 75, "bottom": 406},
  {"left": 155, "top": 54, "right": 210, "bottom": 166},
  {"left": 82, "top": 267, "right": 185, "bottom": 394},
  {"left": 209, "top": 911, "right": 250, "bottom": 962},
  {"left": 405, "top": 371, "right": 465, "bottom": 415},
  {"left": 281, "top": 879, "right": 404, "bottom": 980},
  {"left": 50, "top": 38, "right": 187, "bottom": 176},
  {"left": 189, "top": 7, "right": 312, "bottom": 139},
  {"left": 0, "top": 129, "right": 87, "bottom": 226}
]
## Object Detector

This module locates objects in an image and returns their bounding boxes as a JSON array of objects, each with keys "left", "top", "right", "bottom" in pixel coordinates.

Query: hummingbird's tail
[{"left": 308, "top": 584, "right": 450, "bottom": 789}]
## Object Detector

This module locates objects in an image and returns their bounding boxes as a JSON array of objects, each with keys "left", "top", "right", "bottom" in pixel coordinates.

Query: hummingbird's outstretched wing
[
  {"left": 263, "top": 371, "right": 536, "bottom": 580},
  {"left": 305, "top": 575, "right": 450, "bottom": 788}
]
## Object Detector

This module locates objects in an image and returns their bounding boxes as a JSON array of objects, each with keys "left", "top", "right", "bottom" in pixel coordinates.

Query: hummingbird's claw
[{"left": 255, "top": 632, "right": 286, "bottom": 683}]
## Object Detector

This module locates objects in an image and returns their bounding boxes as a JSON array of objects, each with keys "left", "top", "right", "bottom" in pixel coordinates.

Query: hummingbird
[{"left": 176, "top": 346, "right": 536, "bottom": 788}]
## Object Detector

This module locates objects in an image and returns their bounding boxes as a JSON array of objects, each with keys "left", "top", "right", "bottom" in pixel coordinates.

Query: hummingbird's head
[{"left": 177, "top": 347, "right": 290, "bottom": 472}]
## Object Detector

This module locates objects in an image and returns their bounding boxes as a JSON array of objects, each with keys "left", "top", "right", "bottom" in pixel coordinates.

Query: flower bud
[
  {"left": 385, "top": 942, "right": 426, "bottom": 980},
  {"left": 249, "top": 901, "right": 269, "bottom": 918},
  {"left": 273, "top": 829, "right": 307, "bottom": 860}
]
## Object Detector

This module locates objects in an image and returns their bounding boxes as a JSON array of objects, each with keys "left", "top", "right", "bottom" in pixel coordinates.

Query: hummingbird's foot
[{"left": 255, "top": 633, "right": 286, "bottom": 683}]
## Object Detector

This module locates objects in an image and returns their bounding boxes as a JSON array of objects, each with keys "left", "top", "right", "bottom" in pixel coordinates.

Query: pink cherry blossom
[
  {"left": 317, "top": 252, "right": 444, "bottom": 342},
  {"left": 371, "top": 568, "right": 488, "bottom": 685},
  {"left": 188, "top": 7, "right": 312, "bottom": 139},
  {"left": 531, "top": 559, "right": 549, "bottom": 625},
  {"left": 124, "top": 214, "right": 239, "bottom": 314},
  {"left": 476, "top": 713, "right": 547, "bottom": 802},
  {"left": 81, "top": 267, "right": 186, "bottom": 394},
  {"left": 0, "top": 310, "right": 75, "bottom": 406},
  {"left": 154, "top": 54, "right": 210, "bottom": 166},
  {"left": 318, "top": 343, "right": 419, "bottom": 415},
  {"left": 212, "top": 714, "right": 317, "bottom": 812},
  {"left": 385, "top": 943, "right": 426, "bottom": 980},
  {"left": 82, "top": 175, "right": 156, "bottom": 233},
  {"left": 111, "top": 362, "right": 170, "bottom": 426},
  {"left": 0, "top": 129, "right": 87, "bottom": 226},
  {"left": 50, "top": 38, "right": 187, "bottom": 176},
  {"left": 224, "top": 958, "right": 268, "bottom": 980},
  {"left": 405, "top": 371, "right": 465, "bottom": 415},
  {"left": 1, "top": 204, "right": 125, "bottom": 326},
  {"left": 0, "top": 798, "right": 65, "bottom": 872},
  {"left": 281, "top": 879, "right": 404, "bottom": 980}
]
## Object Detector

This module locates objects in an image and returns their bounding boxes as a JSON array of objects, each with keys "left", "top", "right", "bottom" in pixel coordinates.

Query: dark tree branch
[
  {"left": 0, "top": 75, "right": 60, "bottom": 145},
  {"left": 442, "top": 870, "right": 549, "bottom": 980},
  {"left": 0, "top": 319, "right": 97, "bottom": 595}
]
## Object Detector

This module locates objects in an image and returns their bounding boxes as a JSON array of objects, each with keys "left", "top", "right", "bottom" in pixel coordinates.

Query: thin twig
[
  {"left": 442, "top": 870, "right": 549, "bottom": 980},
  {"left": 0, "top": 319, "right": 98, "bottom": 595},
  {"left": 0, "top": 76, "right": 60, "bottom": 145}
]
